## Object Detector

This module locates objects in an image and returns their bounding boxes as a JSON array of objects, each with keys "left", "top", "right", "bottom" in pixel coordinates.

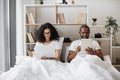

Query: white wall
[{"left": 88, "top": 0, "right": 120, "bottom": 26}]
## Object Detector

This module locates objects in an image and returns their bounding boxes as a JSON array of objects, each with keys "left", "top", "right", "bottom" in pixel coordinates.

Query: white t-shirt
[
  {"left": 69, "top": 39, "right": 101, "bottom": 53},
  {"left": 34, "top": 41, "right": 61, "bottom": 58}
]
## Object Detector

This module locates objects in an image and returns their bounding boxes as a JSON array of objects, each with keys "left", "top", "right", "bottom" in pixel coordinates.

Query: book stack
[
  {"left": 74, "top": 13, "right": 87, "bottom": 24},
  {"left": 57, "top": 13, "right": 66, "bottom": 24},
  {"left": 26, "top": 12, "right": 35, "bottom": 24},
  {"left": 26, "top": 32, "right": 35, "bottom": 43}
]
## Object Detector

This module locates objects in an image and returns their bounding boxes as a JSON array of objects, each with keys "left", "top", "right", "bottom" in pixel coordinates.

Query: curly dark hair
[{"left": 36, "top": 23, "right": 60, "bottom": 43}]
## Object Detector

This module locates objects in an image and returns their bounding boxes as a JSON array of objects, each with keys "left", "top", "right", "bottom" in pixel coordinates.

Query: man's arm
[
  {"left": 67, "top": 51, "right": 77, "bottom": 62},
  {"left": 95, "top": 49, "right": 104, "bottom": 61},
  {"left": 86, "top": 47, "right": 104, "bottom": 60},
  {"left": 67, "top": 46, "right": 81, "bottom": 62}
]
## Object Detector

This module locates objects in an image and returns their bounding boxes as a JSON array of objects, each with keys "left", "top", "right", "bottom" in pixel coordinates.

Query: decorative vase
[{"left": 92, "top": 18, "right": 97, "bottom": 26}]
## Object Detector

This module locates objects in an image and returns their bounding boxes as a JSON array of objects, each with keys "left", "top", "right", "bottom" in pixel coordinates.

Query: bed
[
  {"left": 0, "top": 38, "right": 120, "bottom": 80},
  {"left": 0, "top": 54, "right": 119, "bottom": 80}
]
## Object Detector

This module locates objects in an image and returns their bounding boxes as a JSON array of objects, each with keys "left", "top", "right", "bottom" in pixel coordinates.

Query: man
[{"left": 67, "top": 25, "right": 104, "bottom": 62}]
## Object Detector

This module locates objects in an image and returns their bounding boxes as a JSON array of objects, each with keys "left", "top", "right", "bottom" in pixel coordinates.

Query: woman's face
[{"left": 43, "top": 28, "right": 51, "bottom": 40}]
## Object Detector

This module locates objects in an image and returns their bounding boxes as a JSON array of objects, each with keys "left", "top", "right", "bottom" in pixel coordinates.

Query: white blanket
[{"left": 0, "top": 55, "right": 120, "bottom": 80}]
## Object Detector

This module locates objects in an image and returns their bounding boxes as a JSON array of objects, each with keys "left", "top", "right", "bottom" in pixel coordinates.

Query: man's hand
[
  {"left": 75, "top": 46, "right": 81, "bottom": 53},
  {"left": 86, "top": 47, "right": 95, "bottom": 55}
]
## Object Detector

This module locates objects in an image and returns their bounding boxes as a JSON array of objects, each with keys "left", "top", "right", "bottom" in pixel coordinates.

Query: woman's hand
[
  {"left": 41, "top": 56, "right": 56, "bottom": 60},
  {"left": 86, "top": 47, "right": 95, "bottom": 55},
  {"left": 41, "top": 56, "right": 48, "bottom": 60}
]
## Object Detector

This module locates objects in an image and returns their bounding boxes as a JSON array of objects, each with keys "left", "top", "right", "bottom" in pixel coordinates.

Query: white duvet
[{"left": 0, "top": 55, "right": 120, "bottom": 80}]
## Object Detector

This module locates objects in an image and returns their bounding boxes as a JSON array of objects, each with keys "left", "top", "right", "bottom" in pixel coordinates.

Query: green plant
[
  {"left": 105, "top": 16, "right": 120, "bottom": 46},
  {"left": 105, "top": 16, "right": 119, "bottom": 35}
]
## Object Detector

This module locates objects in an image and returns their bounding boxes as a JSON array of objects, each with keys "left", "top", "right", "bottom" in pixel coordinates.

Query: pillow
[
  {"left": 63, "top": 46, "right": 70, "bottom": 62},
  {"left": 58, "top": 37, "right": 64, "bottom": 49},
  {"left": 104, "top": 55, "right": 112, "bottom": 64},
  {"left": 15, "top": 56, "right": 32, "bottom": 65}
]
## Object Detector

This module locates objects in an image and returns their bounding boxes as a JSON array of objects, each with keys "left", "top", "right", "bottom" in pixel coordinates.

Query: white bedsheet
[{"left": 0, "top": 55, "right": 120, "bottom": 80}]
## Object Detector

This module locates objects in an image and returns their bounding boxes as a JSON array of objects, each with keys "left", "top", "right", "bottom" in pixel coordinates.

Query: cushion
[{"left": 58, "top": 37, "right": 64, "bottom": 49}]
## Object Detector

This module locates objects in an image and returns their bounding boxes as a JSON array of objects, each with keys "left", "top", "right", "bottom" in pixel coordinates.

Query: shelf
[
  {"left": 90, "top": 25, "right": 105, "bottom": 28},
  {"left": 24, "top": 4, "right": 56, "bottom": 7},
  {"left": 26, "top": 43, "right": 36, "bottom": 44},
  {"left": 53, "top": 23, "right": 87, "bottom": 25},
  {"left": 26, "top": 23, "right": 87, "bottom": 26},
  {"left": 112, "top": 46, "right": 120, "bottom": 48},
  {"left": 26, "top": 24, "right": 42, "bottom": 26},
  {"left": 92, "top": 38, "right": 111, "bottom": 40},
  {"left": 56, "top": 4, "right": 87, "bottom": 7},
  {"left": 24, "top": 4, "right": 87, "bottom": 7},
  {"left": 113, "top": 64, "right": 120, "bottom": 67}
]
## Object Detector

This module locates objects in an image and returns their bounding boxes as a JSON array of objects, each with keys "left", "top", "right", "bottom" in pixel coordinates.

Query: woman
[{"left": 34, "top": 22, "right": 61, "bottom": 60}]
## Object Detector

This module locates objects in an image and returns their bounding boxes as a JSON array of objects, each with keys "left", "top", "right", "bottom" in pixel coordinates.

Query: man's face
[{"left": 79, "top": 28, "right": 90, "bottom": 39}]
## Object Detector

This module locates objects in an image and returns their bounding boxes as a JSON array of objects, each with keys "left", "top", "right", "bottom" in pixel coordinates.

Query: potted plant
[
  {"left": 105, "top": 16, "right": 119, "bottom": 35},
  {"left": 105, "top": 16, "right": 120, "bottom": 46}
]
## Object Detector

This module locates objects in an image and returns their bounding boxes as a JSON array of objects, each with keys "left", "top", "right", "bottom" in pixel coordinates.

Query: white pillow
[
  {"left": 15, "top": 56, "right": 32, "bottom": 65},
  {"left": 104, "top": 55, "right": 112, "bottom": 64},
  {"left": 58, "top": 37, "right": 64, "bottom": 49}
]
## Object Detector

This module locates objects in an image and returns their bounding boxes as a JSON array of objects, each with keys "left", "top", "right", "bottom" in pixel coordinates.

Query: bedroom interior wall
[{"left": 16, "top": 0, "right": 120, "bottom": 62}]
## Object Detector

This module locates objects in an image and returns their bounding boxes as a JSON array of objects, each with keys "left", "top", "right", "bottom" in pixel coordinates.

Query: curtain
[{"left": 0, "top": 0, "right": 10, "bottom": 73}]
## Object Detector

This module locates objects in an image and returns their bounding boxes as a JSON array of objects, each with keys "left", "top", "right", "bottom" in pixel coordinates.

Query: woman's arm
[{"left": 55, "top": 49, "right": 61, "bottom": 60}]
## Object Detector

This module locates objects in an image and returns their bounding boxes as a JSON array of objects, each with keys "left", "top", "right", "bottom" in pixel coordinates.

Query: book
[
  {"left": 80, "top": 39, "right": 93, "bottom": 53},
  {"left": 29, "top": 13, "right": 35, "bottom": 24},
  {"left": 26, "top": 12, "right": 35, "bottom": 24},
  {"left": 26, "top": 32, "right": 35, "bottom": 43},
  {"left": 26, "top": 13, "right": 31, "bottom": 24},
  {"left": 57, "top": 13, "right": 66, "bottom": 24},
  {"left": 80, "top": 13, "right": 87, "bottom": 24},
  {"left": 74, "top": 13, "right": 87, "bottom": 24}
]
